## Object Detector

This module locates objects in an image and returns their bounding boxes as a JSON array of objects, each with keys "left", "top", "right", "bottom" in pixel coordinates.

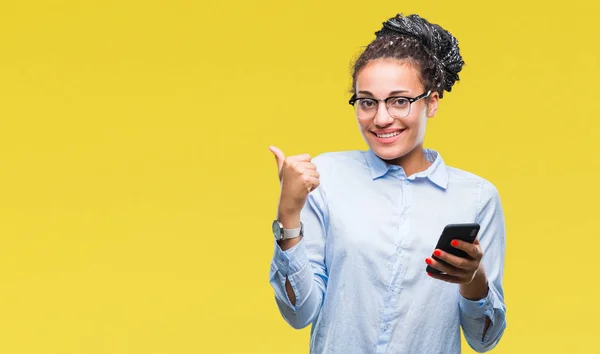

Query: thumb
[{"left": 268, "top": 146, "right": 285, "bottom": 180}]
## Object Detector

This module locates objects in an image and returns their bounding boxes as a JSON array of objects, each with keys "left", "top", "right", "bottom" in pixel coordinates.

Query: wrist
[
  {"left": 278, "top": 193, "right": 305, "bottom": 214},
  {"left": 459, "top": 268, "right": 489, "bottom": 301},
  {"left": 275, "top": 215, "right": 303, "bottom": 251},
  {"left": 277, "top": 208, "right": 301, "bottom": 229}
]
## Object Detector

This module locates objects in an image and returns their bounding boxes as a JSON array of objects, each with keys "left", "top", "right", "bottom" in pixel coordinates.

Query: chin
[{"left": 370, "top": 144, "right": 411, "bottom": 162}]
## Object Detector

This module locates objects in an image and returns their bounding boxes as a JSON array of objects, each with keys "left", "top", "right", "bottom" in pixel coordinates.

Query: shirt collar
[
  {"left": 365, "top": 148, "right": 449, "bottom": 189},
  {"left": 365, "top": 148, "right": 390, "bottom": 180}
]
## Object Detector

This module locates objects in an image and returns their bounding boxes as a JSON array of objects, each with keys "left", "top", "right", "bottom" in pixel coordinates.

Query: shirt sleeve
[
  {"left": 268, "top": 169, "right": 329, "bottom": 329},
  {"left": 459, "top": 180, "right": 507, "bottom": 352}
]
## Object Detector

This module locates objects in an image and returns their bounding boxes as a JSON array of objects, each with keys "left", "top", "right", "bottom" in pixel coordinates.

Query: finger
[
  {"left": 432, "top": 249, "right": 477, "bottom": 270},
  {"left": 425, "top": 256, "right": 465, "bottom": 277},
  {"left": 300, "top": 162, "right": 317, "bottom": 170},
  {"left": 306, "top": 170, "right": 320, "bottom": 179},
  {"left": 283, "top": 158, "right": 312, "bottom": 171},
  {"left": 268, "top": 146, "right": 285, "bottom": 179},
  {"left": 306, "top": 177, "right": 320, "bottom": 192},
  {"left": 451, "top": 239, "right": 483, "bottom": 260},
  {"left": 287, "top": 154, "right": 312, "bottom": 162},
  {"left": 427, "top": 271, "right": 463, "bottom": 284},
  {"left": 293, "top": 162, "right": 317, "bottom": 171}
]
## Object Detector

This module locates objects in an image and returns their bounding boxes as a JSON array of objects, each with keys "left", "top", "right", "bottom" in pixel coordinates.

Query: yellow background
[{"left": 0, "top": 0, "right": 598, "bottom": 353}]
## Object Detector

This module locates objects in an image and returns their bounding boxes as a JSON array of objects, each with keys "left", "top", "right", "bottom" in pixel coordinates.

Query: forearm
[
  {"left": 460, "top": 268, "right": 492, "bottom": 347},
  {"left": 277, "top": 211, "right": 303, "bottom": 305},
  {"left": 270, "top": 186, "right": 329, "bottom": 329},
  {"left": 459, "top": 276, "right": 506, "bottom": 353},
  {"left": 270, "top": 209, "right": 326, "bottom": 328},
  {"left": 270, "top": 240, "right": 325, "bottom": 329}
]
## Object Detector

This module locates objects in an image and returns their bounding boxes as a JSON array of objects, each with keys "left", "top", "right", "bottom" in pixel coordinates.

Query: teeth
[{"left": 377, "top": 131, "right": 401, "bottom": 138}]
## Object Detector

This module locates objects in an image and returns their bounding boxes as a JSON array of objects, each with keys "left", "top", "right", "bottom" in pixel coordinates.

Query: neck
[{"left": 387, "top": 146, "right": 431, "bottom": 176}]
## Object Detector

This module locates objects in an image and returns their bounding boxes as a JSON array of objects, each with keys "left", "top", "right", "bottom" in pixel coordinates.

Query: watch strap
[{"left": 282, "top": 224, "right": 303, "bottom": 240}]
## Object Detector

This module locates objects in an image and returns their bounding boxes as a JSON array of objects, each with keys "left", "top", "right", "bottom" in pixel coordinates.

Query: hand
[
  {"left": 269, "top": 146, "right": 320, "bottom": 216},
  {"left": 425, "top": 239, "right": 484, "bottom": 284}
]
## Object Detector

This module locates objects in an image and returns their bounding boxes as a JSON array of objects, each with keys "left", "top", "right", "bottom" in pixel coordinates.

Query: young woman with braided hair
[{"left": 268, "top": 13, "right": 507, "bottom": 354}]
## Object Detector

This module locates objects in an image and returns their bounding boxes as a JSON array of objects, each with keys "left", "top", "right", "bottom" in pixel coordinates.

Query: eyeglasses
[{"left": 348, "top": 91, "right": 431, "bottom": 120}]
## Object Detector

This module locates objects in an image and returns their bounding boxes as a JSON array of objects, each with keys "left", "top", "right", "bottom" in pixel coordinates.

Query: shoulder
[
  {"left": 309, "top": 150, "right": 370, "bottom": 200},
  {"left": 445, "top": 165, "right": 501, "bottom": 201},
  {"left": 311, "top": 150, "right": 368, "bottom": 171},
  {"left": 306, "top": 151, "right": 366, "bottom": 210}
]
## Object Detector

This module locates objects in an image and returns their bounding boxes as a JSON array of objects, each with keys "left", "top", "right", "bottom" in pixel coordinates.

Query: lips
[{"left": 371, "top": 129, "right": 405, "bottom": 144}]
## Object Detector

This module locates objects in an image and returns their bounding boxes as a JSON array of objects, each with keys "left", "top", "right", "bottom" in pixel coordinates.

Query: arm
[
  {"left": 269, "top": 188, "right": 328, "bottom": 329},
  {"left": 426, "top": 181, "right": 507, "bottom": 352},
  {"left": 276, "top": 211, "right": 302, "bottom": 305},
  {"left": 267, "top": 146, "right": 328, "bottom": 330},
  {"left": 458, "top": 181, "right": 507, "bottom": 352}
]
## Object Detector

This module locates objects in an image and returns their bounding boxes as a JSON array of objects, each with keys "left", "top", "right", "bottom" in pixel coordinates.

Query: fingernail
[
  {"left": 425, "top": 258, "right": 432, "bottom": 265},
  {"left": 451, "top": 240, "right": 459, "bottom": 247},
  {"left": 427, "top": 272, "right": 432, "bottom": 277},
  {"left": 433, "top": 250, "right": 441, "bottom": 257}
]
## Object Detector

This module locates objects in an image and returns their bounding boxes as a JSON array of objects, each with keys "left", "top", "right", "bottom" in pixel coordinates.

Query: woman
[{"left": 268, "top": 13, "right": 506, "bottom": 354}]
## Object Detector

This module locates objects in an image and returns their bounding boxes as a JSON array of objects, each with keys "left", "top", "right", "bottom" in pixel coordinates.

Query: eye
[
  {"left": 390, "top": 97, "right": 409, "bottom": 107},
  {"left": 357, "top": 99, "right": 377, "bottom": 109}
]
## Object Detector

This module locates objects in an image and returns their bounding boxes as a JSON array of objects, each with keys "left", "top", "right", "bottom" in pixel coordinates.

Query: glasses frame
[{"left": 348, "top": 90, "right": 431, "bottom": 120}]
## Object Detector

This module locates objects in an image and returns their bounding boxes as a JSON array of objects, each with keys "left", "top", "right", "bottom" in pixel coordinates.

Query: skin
[
  {"left": 269, "top": 59, "right": 491, "bottom": 337},
  {"left": 354, "top": 58, "right": 437, "bottom": 176}
]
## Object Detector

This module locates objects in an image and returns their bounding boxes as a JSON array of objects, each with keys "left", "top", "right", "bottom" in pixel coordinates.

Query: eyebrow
[{"left": 357, "top": 90, "right": 410, "bottom": 97}]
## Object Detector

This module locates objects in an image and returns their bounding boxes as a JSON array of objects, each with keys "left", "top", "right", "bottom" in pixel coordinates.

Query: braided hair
[{"left": 351, "top": 14, "right": 465, "bottom": 98}]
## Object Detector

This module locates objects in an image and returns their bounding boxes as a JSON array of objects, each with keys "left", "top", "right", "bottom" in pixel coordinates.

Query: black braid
[{"left": 351, "top": 14, "right": 465, "bottom": 98}]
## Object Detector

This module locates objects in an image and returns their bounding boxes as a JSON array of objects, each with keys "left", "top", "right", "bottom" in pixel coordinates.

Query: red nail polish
[
  {"left": 427, "top": 272, "right": 432, "bottom": 277},
  {"left": 425, "top": 258, "right": 432, "bottom": 265},
  {"left": 451, "top": 240, "right": 459, "bottom": 247},
  {"left": 433, "top": 250, "right": 441, "bottom": 257}
]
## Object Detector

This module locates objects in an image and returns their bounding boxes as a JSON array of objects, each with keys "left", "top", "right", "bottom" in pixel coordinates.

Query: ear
[{"left": 426, "top": 91, "right": 440, "bottom": 118}]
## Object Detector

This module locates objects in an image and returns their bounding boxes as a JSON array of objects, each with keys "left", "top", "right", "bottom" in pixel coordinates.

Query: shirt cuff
[
  {"left": 272, "top": 238, "right": 309, "bottom": 276},
  {"left": 458, "top": 291, "right": 495, "bottom": 323}
]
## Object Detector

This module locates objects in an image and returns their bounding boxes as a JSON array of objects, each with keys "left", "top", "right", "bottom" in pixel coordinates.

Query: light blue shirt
[{"left": 269, "top": 149, "right": 507, "bottom": 354}]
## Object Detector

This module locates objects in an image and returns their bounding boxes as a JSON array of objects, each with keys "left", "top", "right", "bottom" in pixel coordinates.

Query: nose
[{"left": 373, "top": 101, "right": 394, "bottom": 126}]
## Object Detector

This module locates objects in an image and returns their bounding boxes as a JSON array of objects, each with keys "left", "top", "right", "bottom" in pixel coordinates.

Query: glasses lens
[
  {"left": 355, "top": 98, "right": 377, "bottom": 120},
  {"left": 387, "top": 97, "right": 410, "bottom": 119}
]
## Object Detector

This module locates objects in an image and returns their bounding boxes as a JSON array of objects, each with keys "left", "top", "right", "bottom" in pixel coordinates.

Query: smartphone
[{"left": 426, "top": 223, "right": 480, "bottom": 275}]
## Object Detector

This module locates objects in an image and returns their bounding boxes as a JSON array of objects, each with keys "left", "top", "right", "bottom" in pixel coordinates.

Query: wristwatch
[{"left": 272, "top": 220, "right": 304, "bottom": 241}]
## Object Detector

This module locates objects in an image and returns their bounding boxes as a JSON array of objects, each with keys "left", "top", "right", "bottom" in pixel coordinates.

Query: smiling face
[{"left": 354, "top": 58, "right": 439, "bottom": 168}]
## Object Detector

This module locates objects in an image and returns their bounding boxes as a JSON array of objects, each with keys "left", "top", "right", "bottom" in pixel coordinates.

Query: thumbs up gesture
[{"left": 269, "top": 146, "right": 320, "bottom": 216}]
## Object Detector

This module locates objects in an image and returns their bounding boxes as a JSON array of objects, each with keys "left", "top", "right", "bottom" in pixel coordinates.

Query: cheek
[
  {"left": 404, "top": 116, "right": 421, "bottom": 132},
  {"left": 404, "top": 115, "right": 428, "bottom": 141},
  {"left": 415, "top": 117, "right": 429, "bottom": 138},
  {"left": 357, "top": 119, "right": 370, "bottom": 131}
]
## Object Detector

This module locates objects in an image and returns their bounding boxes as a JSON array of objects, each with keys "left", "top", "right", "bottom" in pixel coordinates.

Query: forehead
[{"left": 355, "top": 58, "right": 423, "bottom": 95}]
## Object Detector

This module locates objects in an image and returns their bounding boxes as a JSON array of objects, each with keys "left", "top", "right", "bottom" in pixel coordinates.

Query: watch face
[{"left": 272, "top": 220, "right": 282, "bottom": 240}]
